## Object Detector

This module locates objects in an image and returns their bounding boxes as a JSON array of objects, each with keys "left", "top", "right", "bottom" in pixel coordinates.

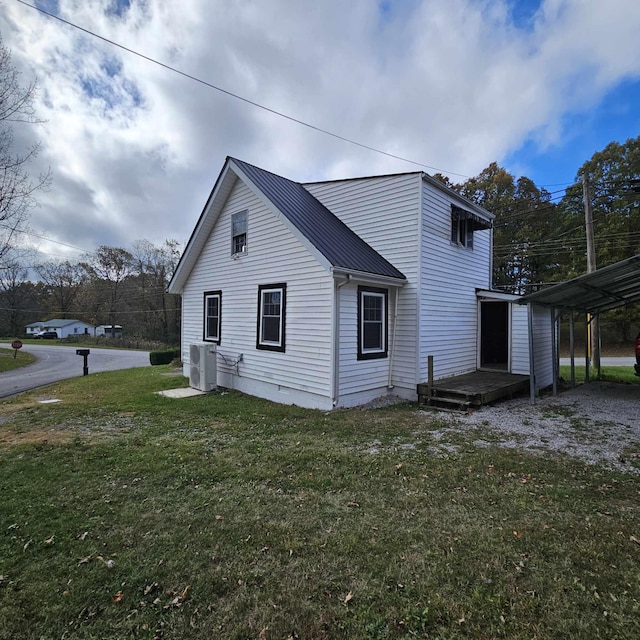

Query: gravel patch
[{"left": 422, "top": 382, "right": 640, "bottom": 472}]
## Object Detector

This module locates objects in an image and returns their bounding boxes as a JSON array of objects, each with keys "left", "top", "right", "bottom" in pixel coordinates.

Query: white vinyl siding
[
  {"left": 181, "top": 179, "right": 333, "bottom": 403},
  {"left": 419, "top": 180, "right": 493, "bottom": 382},
  {"left": 511, "top": 303, "right": 531, "bottom": 375},
  {"left": 531, "top": 305, "right": 554, "bottom": 390},
  {"left": 337, "top": 282, "right": 391, "bottom": 397},
  {"left": 306, "top": 174, "right": 420, "bottom": 395}
]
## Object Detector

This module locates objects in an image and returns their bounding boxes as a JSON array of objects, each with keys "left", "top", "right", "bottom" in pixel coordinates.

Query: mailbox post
[{"left": 76, "top": 349, "right": 90, "bottom": 376}]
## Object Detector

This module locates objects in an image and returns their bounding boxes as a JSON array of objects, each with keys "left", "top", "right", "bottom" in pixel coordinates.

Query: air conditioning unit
[{"left": 189, "top": 343, "right": 217, "bottom": 392}]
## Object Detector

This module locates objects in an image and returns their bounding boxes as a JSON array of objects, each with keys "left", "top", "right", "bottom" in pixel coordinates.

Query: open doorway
[{"left": 480, "top": 301, "right": 509, "bottom": 370}]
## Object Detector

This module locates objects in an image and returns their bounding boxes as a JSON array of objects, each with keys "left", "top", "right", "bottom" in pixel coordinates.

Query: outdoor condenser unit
[{"left": 189, "top": 343, "right": 217, "bottom": 392}]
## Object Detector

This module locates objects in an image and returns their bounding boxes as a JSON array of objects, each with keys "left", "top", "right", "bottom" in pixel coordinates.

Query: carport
[{"left": 519, "top": 254, "right": 640, "bottom": 402}]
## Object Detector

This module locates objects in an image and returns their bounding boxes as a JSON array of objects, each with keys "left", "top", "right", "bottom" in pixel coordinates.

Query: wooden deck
[{"left": 417, "top": 371, "right": 530, "bottom": 412}]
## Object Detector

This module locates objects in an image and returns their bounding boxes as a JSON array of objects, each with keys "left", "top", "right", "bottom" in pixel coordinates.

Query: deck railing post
[{"left": 428, "top": 355, "right": 434, "bottom": 395}]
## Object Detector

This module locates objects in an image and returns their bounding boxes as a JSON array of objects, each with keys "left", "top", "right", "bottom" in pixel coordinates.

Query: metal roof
[
  {"left": 519, "top": 254, "right": 640, "bottom": 313},
  {"left": 231, "top": 158, "right": 406, "bottom": 281}
]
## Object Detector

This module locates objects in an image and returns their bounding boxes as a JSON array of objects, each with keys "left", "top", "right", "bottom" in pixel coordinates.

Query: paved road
[{"left": 0, "top": 343, "right": 150, "bottom": 399}]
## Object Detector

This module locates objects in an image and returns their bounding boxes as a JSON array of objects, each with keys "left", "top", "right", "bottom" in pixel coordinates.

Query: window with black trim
[
  {"left": 231, "top": 210, "right": 247, "bottom": 255},
  {"left": 451, "top": 208, "right": 474, "bottom": 249},
  {"left": 257, "top": 283, "right": 286, "bottom": 352},
  {"left": 203, "top": 291, "right": 221, "bottom": 343},
  {"left": 357, "top": 286, "right": 388, "bottom": 360},
  {"left": 450, "top": 205, "right": 492, "bottom": 249}
]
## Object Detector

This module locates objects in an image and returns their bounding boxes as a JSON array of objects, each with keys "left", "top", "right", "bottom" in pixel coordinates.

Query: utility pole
[
  {"left": 583, "top": 175, "right": 596, "bottom": 273},
  {"left": 582, "top": 174, "right": 600, "bottom": 373}
]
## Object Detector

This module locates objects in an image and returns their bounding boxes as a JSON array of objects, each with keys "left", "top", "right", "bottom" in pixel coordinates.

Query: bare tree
[
  {"left": 0, "top": 35, "right": 51, "bottom": 266},
  {"left": 0, "top": 256, "right": 32, "bottom": 336},
  {"left": 130, "top": 239, "right": 181, "bottom": 342},
  {"left": 80, "top": 246, "right": 134, "bottom": 330},
  {"left": 36, "top": 259, "right": 86, "bottom": 319}
]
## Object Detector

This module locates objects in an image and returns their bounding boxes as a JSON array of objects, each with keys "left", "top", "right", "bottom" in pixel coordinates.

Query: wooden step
[{"left": 423, "top": 395, "right": 472, "bottom": 413}]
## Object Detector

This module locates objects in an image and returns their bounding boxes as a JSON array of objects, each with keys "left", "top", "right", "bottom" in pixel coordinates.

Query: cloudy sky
[{"left": 2, "top": 0, "right": 640, "bottom": 263}]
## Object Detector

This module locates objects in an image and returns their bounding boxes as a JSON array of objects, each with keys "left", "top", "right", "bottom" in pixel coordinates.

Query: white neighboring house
[
  {"left": 168, "top": 157, "right": 554, "bottom": 410},
  {"left": 28, "top": 319, "right": 95, "bottom": 339},
  {"left": 25, "top": 321, "right": 45, "bottom": 336},
  {"left": 96, "top": 325, "right": 123, "bottom": 338}
]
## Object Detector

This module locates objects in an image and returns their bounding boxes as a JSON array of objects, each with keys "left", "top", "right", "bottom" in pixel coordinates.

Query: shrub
[{"left": 149, "top": 348, "right": 181, "bottom": 365}]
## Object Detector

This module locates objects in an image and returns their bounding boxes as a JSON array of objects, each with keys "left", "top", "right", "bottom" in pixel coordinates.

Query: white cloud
[{"left": 1, "top": 0, "right": 639, "bottom": 259}]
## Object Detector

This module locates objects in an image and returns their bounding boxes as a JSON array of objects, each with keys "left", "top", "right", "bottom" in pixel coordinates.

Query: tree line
[{"left": 0, "top": 241, "right": 181, "bottom": 344}]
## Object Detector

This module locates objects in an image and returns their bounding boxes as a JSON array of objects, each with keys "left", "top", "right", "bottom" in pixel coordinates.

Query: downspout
[
  {"left": 332, "top": 274, "right": 351, "bottom": 408},
  {"left": 387, "top": 288, "right": 399, "bottom": 389}
]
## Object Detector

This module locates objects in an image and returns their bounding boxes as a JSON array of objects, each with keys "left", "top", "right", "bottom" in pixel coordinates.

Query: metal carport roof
[{"left": 519, "top": 254, "right": 640, "bottom": 314}]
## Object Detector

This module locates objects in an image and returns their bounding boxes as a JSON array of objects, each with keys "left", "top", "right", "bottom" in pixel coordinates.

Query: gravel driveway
[{"left": 424, "top": 381, "right": 640, "bottom": 473}]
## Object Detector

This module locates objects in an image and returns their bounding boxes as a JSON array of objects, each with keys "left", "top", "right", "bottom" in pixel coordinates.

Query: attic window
[
  {"left": 451, "top": 205, "right": 491, "bottom": 249},
  {"left": 232, "top": 210, "right": 247, "bottom": 255}
]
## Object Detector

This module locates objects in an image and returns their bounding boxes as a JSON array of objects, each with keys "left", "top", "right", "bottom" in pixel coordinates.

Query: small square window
[
  {"left": 357, "top": 286, "right": 388, "bottom": 360},
  {"left": 203, "top": 291, "right": 221, "bottom": 343},
  {"left": 257, "top": 283, "right": 286, "bottom": 352},
  {"left": 232, "top": 211, "right": 247, "bottom": 255}
]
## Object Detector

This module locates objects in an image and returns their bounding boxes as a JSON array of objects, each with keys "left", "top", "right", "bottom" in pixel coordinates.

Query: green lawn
[
  {"left": 1, "top": 368, "right": 639, "bottom": 639},
  {"left": 560, "top": 364, "right": 640, "bottom": 384},
  {"left": 0, "top": 347, "right": 36, "bottom": 373}
]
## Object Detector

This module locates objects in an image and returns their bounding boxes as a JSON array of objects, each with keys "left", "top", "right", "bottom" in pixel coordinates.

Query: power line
[{"left": 0, "top": 223, "right": 89, "bottom": 253}]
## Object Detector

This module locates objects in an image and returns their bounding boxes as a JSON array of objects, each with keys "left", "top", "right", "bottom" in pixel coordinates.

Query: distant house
[
  {"left": 168, "top": 157, "right": 554, "bottom": 409},
  {"left": 26, "top": 319, "right": 94, "bottom": 339},
  {"left": 96, "top": 324, "right": 123, "bottom": 338},
  {"left": 25, "top": 321, "right": 45, "bottom": 336}
]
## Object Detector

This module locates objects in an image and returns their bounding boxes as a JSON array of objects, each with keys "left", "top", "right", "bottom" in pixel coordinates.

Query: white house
[
  {"left": 25, "top": 321, "right": 45, "bottom": 336},
  {"left": 27, "top": 318, "right": 95, "bottom": 339},
  {"left": 96, "top": 324, "right": 123, "bottom": 338},
  {"left": 168, "top": 157, "right": 553, "bottom": 410}
]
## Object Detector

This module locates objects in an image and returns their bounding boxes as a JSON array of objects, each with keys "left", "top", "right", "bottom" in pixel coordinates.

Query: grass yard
[
  {"left": 0, "top": 347, "right": 36, "bottom": 373},
  {"left": 560, "top": 365, "right": 640, "bottom": 385},
  {"left": 0, "top": 367, "right": 639, "bottom": 639}
]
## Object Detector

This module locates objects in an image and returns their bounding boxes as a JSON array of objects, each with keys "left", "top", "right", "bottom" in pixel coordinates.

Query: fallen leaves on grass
[
  {"left": 165, "top": 584, "right": 191, "bottom": 609},
  {"left": 112, "top": 591, "right": 124, "bottom": 604}
]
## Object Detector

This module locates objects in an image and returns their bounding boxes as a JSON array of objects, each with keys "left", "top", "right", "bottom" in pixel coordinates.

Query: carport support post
[
  {"left": 569, "top": 312, "right": 575, "bottom": 388},
  {"left": 585, "top": 314, "right": 590, "bottom": 384},
  {"left": 551, "top": 309, "right": 558, "bottom": 396}
]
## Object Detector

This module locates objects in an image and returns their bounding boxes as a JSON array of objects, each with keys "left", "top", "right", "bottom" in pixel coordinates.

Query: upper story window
[
  {"left": 451, "top": 205, "right": 492, "bottom": 250},
  {"left": 257, "top": 283, "right": 286, "bottom": 352},
  {"left": 203, "top": 290, "right": 221, "bottom": 343},
  {"left": 232, "top": 210, "right": 247, "bottom": 255},
  {"left": 357, "top": 286, "right": 388, "bottom": 360}
]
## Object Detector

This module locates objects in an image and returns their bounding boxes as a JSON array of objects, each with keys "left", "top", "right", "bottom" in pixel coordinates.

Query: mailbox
[{"left": 76, "top": 349, "right": 90, "bottom": 376}]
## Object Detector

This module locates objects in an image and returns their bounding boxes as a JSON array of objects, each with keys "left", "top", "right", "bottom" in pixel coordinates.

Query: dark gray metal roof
[
  {"left": 520, "top": 254, "right": 640, "bottom": 313},
  {"left": 231, "top": 158, "right": 406, "bottom": 281}
]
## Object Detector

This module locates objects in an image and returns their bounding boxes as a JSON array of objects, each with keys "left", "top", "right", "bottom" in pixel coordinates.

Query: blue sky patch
[
  {"left": 506, "top": 0, "right": 542, "bottom": 30},
  {"left": 505, "top": 77, "right": 640, "bottom": 187},
  {"left": 107, "top": 0, "right": 132, "bottom": 18},
  {"left": 34, "top": 0, "right": 59, "bottom": 16}
]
